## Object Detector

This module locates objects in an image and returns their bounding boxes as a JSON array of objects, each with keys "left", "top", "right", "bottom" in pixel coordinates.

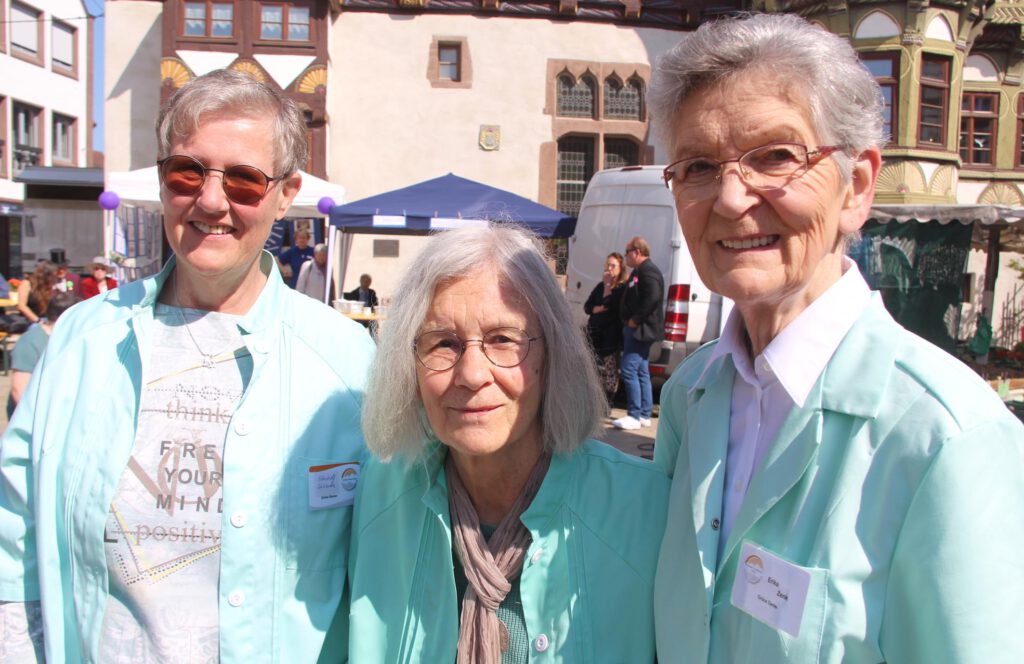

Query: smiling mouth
[
  {"left": 720, "top": 235, "right": 779, "bottom": 250},
  {"left": 192, "top": 221, "right": 234, "bottom": 235},
  {"left": 455, "top": 405, "right": 500, "bottom": 414}
]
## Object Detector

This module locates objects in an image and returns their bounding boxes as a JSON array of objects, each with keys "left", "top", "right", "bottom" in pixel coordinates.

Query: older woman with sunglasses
[
  {"left": 347, "top": 224, "right": 669, "bottom": 663},
  {"left": 0, "top": 69, "right": 374, "bottom": 663},
  {"left": 650, "top": 14, "right": 1024, "bottom": 664}
]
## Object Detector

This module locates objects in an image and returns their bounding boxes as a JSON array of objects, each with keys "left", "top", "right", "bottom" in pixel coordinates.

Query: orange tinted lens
[
  {"left": 161, "top": 156, "right": 205, "bottom": 196},
  {"left": 223, "top": 165, "right": 269, "bottom": 205}
]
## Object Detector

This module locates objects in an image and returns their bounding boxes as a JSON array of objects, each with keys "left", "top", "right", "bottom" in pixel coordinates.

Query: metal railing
[
  {"left": 998, "top": 280, "right": 1024, "bottom": 348},
  {"left": 12, "top": 144, "right": 42, "bottom": 175}
]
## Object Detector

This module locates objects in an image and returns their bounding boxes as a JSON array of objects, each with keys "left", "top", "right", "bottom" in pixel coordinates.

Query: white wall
[{"left": 103, "top": 1, "right": 163, "bottom": 173}]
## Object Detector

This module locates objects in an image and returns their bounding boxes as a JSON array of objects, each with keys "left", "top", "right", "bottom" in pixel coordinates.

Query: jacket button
[
  {"left": 230, "top": 511, "right": 248, "bottom": 528},
  {"left": 228, "top": 590, "right": 245, "bottom": 607},
  {"left": 533, "top": 634, "right": 549, "bottom": 652},
  {"left": 711, "top": 518, "right": 720, "bottom": 530},
  {"left": 234, "top": 419, "right": 250, "bottom": 435}
]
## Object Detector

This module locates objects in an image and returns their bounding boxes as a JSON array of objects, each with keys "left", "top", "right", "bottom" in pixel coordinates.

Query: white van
[{"left": 565, "top": 165, "right": 731, "bottom": 383}]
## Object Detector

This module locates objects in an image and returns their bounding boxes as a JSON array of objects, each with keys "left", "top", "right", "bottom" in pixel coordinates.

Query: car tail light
[{"left": 664, "top": 283, "right": 690, "bottom": 343}]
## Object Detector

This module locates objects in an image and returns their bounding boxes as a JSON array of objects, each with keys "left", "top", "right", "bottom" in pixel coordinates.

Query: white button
[
  {"left": 230, "top": 512, "right": 248, "bottom": 528},
  {"left": 761, "top": 361, "right": 771, "bottom": 374},
  {"left": 531, "top": 548, "right": 543, "bottom": 564},
  {"left": 235, "top": 419, "right": 250, "bottom": 435},
  {"left": 228, "top": 590, "right": 245, "bottom": 607},
  {"left": 534, "top": 634, "right": 549, "bottom": 652}
]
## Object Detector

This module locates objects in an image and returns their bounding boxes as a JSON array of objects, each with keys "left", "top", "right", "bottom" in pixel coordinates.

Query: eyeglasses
[
  {"left": 662, "top": 142, "right": 843, "bottom": 200},
  {"left": 413, "top": 327, "right": 542, "bottom": 371},
  {"left": 157, "top": 154, "right": 284, "bottom": 206}
]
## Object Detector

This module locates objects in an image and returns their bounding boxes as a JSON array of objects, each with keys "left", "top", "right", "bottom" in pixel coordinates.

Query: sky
[{"left": 84, "top": 0, "right": 104, "bottom": 150}]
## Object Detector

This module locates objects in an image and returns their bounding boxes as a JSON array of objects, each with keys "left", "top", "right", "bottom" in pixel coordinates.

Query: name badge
[
  {"left": 730, "top": 541, "right": 811, "bottom": 638},
  {"left": 308, "top": 462, "right": 359, "bottom": 510}
]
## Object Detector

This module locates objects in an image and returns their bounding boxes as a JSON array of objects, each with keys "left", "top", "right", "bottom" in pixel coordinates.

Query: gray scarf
[{"left": 446, "top": 452, "right": 551, "bottom": 664}]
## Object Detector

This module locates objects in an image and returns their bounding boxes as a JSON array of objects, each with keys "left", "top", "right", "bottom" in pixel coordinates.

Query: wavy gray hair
[
  {"left": 650, "top": 12, "right": 885, "bottom": 182},
  {"left": 156, "top": 69, "right": 307, "bottom": 176},
  {"left": 363, "top": 224, "right": 604, "bottom": 462}
]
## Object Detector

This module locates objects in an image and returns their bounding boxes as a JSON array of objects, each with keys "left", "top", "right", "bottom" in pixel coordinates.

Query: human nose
[
  {"left": 452, "top": 340, "right": 493, "bottom": 389},
  {"left": 711, "top": 160, "right": 761, "bottom": 217},
  {"left": 194, "top": 169, "right": 230, "bottom": 213}
]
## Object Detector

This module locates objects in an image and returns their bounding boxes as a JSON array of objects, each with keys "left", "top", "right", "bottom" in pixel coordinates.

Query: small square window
[
  {"left": 439, "top": 44, "right": 460, "bottom": 82},
  {"left": 182, "top": 1, "right": 233, "bottom": 38},
  {"left": 11, "top": 1, "right": 43, "bottom": 65}
]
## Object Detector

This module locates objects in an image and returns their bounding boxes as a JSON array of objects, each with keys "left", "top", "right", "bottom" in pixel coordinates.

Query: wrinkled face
[
  {"left": 668, "top": 76, "right": 866, "bottom": 314},
  {"left": 160, "top": 112, "right": 300, "bottom": 287},
  {"left": 92, "top": 266, "right": 107, "bottom": 280},
  {"left": 416, "top": 271, "right": 545, "bottom": 462},
  {"left": 604, "top": 256, "right": 622, "bottom": 280}
]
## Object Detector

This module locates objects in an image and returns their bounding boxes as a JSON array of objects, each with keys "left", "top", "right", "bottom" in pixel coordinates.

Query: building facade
[
  {"left": 1, "top": 0, "right": 96, "bottom": 276},
  {"left": 105, "top": 0, "right": 1024, "bottom": 343}
]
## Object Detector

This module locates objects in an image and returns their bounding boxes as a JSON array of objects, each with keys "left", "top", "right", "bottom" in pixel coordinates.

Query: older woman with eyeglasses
[
  {"left": 0, "top": 69, "right": 374, "bottom": 662},
  {"left": 348, "top": 224, "right": 669, "bottom": 663},
  {"left": 649, "top": 13, "right": 1024, "bottom": 664}
]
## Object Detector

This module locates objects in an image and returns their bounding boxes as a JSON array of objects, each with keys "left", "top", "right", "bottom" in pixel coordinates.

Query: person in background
[
  {"left": 295, "top": 243, "right": 333, "bottom": 302},
  {"left": 344, "top": 273, "right": 378, "bottom": 308},
  {"left": 277, "top": 228, "right": 314, "bottom": 288},
  {"left": 612, "top": 236, "right": 664, "bottom": 430},
  {"left": 7, "top": 292, "right": 80, "bottom": 418},
  {"left": 52, "top": 260, "right": 80, "bottom": 296},
  {"left": 348, "top": 224, "right": 669, "bottom": 663},
  {"left": 80, "top": 256, "right": 119, "bottom": 299},
  {"left": 650, "top": 13, "right": 1024, "bottom": 663},
  {"left": 0, "top": 68, "right": 374, "bottom": 663},
  {"left": 15, "top": 261, "right": 58, "bottom": 325},
  {"left": 584, "top": 251, "right": 629, "bottom": 405}
]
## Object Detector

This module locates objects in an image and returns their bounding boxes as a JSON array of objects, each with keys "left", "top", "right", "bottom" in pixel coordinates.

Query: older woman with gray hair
[
  {"left": 348, "top": 224, "right": 669, "bottom": 663},
  {"left": 650, "top": 13, "right": 1024, "bottom": 664},
  {"left": 0, "top": 69, "right": 374, "bottom": 662}
]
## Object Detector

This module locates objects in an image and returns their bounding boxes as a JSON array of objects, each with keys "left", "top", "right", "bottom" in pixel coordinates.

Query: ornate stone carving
[
  {"left": 160, "top": 58, "right": 192, "bottom": 89},
  {"left": 979, "top": 181, "right": 1024, "bottom": 206},
  {"left": 297, "top": 66, "right": 328, "bottom": 95},
  {"left": 877, "top": 161, "right": 928, "bottom": 194},
  {"left": 230, "top": 60, "right": 267, "bottom": 83}
]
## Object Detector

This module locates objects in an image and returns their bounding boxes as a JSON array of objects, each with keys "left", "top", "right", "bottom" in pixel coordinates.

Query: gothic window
[
  {"left": 557, "top": 74, "right": 596, "bottom": 118},
  {"left": 604, "top": 77, "right": 642, "bottom": 120}
]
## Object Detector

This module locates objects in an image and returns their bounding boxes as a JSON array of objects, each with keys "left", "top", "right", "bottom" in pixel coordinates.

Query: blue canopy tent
[
  {"left": 324, "top": 174, "right": 575, "bottom": 302},
  {"left": 327, "top": 173, "right": 576, "bottom": 237}
]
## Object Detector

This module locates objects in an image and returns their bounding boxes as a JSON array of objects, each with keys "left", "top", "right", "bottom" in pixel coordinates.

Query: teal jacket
[
  {"left": 653, "top": 294, "right": 1024, "bottom": 663},
  {"left": 349, "top": 439, "right": 670, "bottom": 663},
  {"left": 0, "top": 253, "right": 375, "bottom": 663}
]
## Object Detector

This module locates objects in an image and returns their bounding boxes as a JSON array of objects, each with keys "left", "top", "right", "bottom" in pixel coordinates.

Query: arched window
[
  {"left": 557, "top": 74, "right": 596, "bottom": 118},
  {"left": 604, "top": 76, "right": 642, "bottom": 120}
]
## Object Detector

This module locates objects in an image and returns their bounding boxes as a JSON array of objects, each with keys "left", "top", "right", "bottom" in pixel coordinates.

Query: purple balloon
[
  {"left": 98, "top": 191, "right": 121, "bottom": 211},
  {"left": 317, "top": 196, "right": 335, "bottom": 215}
]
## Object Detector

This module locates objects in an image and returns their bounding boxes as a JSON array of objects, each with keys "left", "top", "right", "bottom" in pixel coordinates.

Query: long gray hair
[
  {"left": 650, "top": 12, "right": 885, "bottom": 181},
  {"left": 156, "top": 69, "right": 308, "bottom": 176},
  {"left": 362, "top": 224, "right": 604, "bottom": 462}
]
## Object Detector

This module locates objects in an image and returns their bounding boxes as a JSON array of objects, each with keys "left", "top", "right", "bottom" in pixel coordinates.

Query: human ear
[{"left": 838, "top": 146, "right": 882, "bottom": 235}]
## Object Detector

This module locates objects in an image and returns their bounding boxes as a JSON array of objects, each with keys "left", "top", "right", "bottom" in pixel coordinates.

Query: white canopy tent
[{"left": 103, "top": 167, "right": 346, "bottom": 299}]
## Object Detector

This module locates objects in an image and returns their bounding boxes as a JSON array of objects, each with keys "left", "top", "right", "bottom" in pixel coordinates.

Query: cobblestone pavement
[{"left": 0, "top": 371, "right": 656, "bottom": 459}]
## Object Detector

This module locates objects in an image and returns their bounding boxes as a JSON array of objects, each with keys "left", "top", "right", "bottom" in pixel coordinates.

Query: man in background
[
  {"left": 613, "top": 236, "right": 664, "bottom": 431},
  {"left": 344, "top": 273, "right": 378, "bottom": 308},
  {"left": 277, "top": 228, "right": 314, "bottom": 288},
  {"left": 296, "top": 243, "right": 333, "bottom": 303}
]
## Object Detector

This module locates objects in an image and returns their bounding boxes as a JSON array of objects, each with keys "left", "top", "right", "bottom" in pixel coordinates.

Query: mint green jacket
[
  {"left": 653, "top": 295, "right": 1024, "bottom": 663},
  {"left": 0, "top": 254, "right": 375, "bottom": 663},
  {"left": 348, "top": 439, "right": 669, "bottom": 663}
]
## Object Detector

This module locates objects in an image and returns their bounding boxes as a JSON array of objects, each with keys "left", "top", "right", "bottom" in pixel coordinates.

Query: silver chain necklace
[{"left": 172, "top": 274, "right": 219, "bottom": 369}]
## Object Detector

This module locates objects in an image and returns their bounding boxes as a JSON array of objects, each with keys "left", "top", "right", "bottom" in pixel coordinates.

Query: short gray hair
[
  {"left": 363, "top": 224, "right": 604, "bottom": 462},
  {"left": 156, "top": 69, "right": 308, "bottom": 176},
  {"left": 650, "top": 13, "right": 885, "bottom": 181}
]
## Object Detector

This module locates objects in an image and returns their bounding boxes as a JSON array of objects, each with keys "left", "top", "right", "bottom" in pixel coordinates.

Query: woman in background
[
  {"left": 80, "top": 256, "right": 118, "bottom": 299},
  {"left": 15, "top": 261, "right": 58, "bottom": 324},
  {"left": 583, "top": 252, "right": 629, "bottom": 404}
]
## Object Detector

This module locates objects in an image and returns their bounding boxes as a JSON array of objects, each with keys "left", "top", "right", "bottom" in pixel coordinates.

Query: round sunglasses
[{"left": 157, "top": 154, "right": 284, "bottom": 206}]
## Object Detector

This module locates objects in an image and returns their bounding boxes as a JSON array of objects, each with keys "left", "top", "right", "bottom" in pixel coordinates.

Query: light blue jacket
[
  {"left": 653, "top": 295, "right": 1024, "bottom": 663},
  {"left": 348, "top": 439, "right": 670, "bottom": 663},
  {"left": 0, "top": 253, "right": 375, "bottom": 663}
]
